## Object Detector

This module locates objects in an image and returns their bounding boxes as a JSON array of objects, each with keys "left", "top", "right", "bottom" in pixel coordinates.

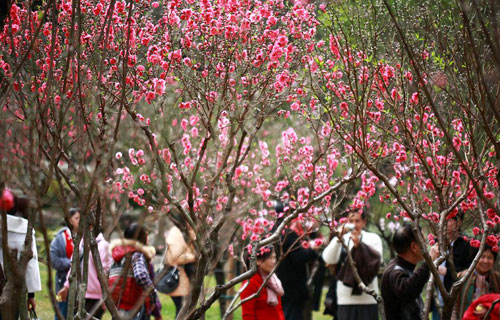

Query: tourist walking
[{"left": 50, "top": 208, "right": 80, "bottom": 320}]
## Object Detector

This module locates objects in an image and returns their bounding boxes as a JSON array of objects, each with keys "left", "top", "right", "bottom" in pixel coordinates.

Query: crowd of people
[
  {"left": 1, "top": 190, "right": 499, "bottom": 320},
  {"left": 50, "top": 209, "right": 195, "bottom": 320},
  {"left": 241, "top": 209, "right": 500, "bottom": 320}
]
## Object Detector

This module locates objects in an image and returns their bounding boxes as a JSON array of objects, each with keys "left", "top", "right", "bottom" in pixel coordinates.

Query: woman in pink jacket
[{"left": 58, "top": 231, "right": 112, "bottom": 319}]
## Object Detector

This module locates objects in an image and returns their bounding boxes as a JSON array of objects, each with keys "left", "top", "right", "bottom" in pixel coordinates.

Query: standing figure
[
  {"left": 108, "top": 223, "right": 162, "bottom": 320},
  {"left": 381, "top": 224, "right": 439, "bottom": 320},
  {"left": 241, "top": 246, "right": 285, "bottom": 320},
  {"left": 322, "top": 209, "right": 382, "bottom": 320},
  {"left": 50, "top": 208, "right": 80, "bottom": 320},
  {"left": 57, "top": 215, "right": 112, "bottom": 319},
  {"left": 276, "top": 216, "right": 318, "bottom": 320},
  {"left": 0, "top": 191, "right": 41, "bottom": 319},
  {"left": 452, "top": 246, "right": 500, "bottom": 320},
  {"left": 164, "top": 224, "right": 196, "bottom": 318},
  {"left": 433, "top": 212, "right": 474, "bottom": 320},
  {"left": 443, "top": 212, "right": 474, "bottom": 290}
]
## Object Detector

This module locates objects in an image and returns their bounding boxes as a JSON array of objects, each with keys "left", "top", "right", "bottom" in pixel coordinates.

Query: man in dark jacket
[
  {"left": 443, "top": 211, "right": 473, "bottom": 291},
  {"left": 381, "top": 224, "right": 439, "bottom": 320},
  {"left": 275, "top": 206, "right": 318, "bottom": 320}
]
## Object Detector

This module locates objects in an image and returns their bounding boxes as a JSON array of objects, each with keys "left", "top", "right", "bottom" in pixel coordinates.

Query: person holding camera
[{"left": 322, "top": 209, "right": 382, "bottom": 320}]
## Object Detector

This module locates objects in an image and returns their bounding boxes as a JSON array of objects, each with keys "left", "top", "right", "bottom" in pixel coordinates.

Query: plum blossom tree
[
  {"left": 0, "top": 0, "right": 362, "bottom": 318},
  {"left": 305, "top": 1, "right": 500, "bottom": 319},
  {"left": 3, "top": 0, "right": 496, "bottom": 318}
]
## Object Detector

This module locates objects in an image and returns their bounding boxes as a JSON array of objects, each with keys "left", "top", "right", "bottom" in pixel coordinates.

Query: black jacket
[
  {"left": 381, "top": 256, "right": 430, "bottom": 320},
  {"left": 276, "top": 229, "right": 318, "bottom": 306},
  {"left": 444, "top": 236, "right": 473, "bottom": 291}
]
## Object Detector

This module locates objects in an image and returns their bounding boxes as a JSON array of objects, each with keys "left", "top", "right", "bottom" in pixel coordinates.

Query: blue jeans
[{"left": 55, "top": 301, "right": 68, "bottom": 320}]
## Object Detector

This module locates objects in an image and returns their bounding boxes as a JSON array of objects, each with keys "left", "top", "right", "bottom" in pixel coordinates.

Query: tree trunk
[
  {"left": 214, "top": 261, "right": 227, "bottom": 317},
  {"left": 225, "top": 257, "right": 235, "bottom": 320},
  {"left": 440, "top": 298, "right": 454, "bottom": 320},
  {"left": 178, "top": 252, "right": 210, "bottom": 320}
]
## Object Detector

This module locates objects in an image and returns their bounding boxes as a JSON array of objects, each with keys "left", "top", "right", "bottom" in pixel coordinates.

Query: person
[
  {"left": 163, "top": 224, "right": 196, "bottom": 317},
  {"left": 323, "top": 239, "right": 347, "bottom": 319},
  {"left": 462, "top": 293, "right": 500, "bottom": 320},
  {"left": 241, "top": 246, "right": 285, "bottom": 320},
  {"left": 321, "top": 209, "right": 382, "bottom": 320},
  {"left": 57, "top": 214, "right": 112, "bottom": 319},
  {"left": 443, "top": 212, "right": 474, "bottom": 289},
  {"left": 50, "top": 208, "right": 80, "bottom": 320},
  {"left": 108, "top": 223, "right": 162, "bottom": 320},
  {"left": 452, "top": 246, "right": 500, "bottom": 320},
  {"left": 275, "top": 204, "right": 318, "bottom": 320},
  {"left": 0, "top": 190, "right": 42, "bottom": 319},
  {"left": 381, "top": 224, "right": 439, "bottom": 320},
  {"left": 433, "top": 211, "right": 474, "bottom": 320}
]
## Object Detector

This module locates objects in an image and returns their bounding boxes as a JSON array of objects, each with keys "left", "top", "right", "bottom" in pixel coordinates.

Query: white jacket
[
  {"left": 0, "top": 214, "right": 42, "bottom": 293},
  {"left": 322, "top": 230, "right": 382, "bottom": 305}
]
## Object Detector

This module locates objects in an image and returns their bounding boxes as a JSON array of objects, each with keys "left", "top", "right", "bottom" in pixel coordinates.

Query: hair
[
  {"left": 257, "top": 246, "right": 274, "bottom": 261},
  {"left": 7, "top": 195, "right": 30, "bottom": 219},
  {"left": 482, "top": 245, "right": 498, "bottom": 261},
  {"left": 69, "top": 208, "right": 80, "bottom": 217},
  {"left": 448, "top": 209, "right": 464, "bottom": 222},
  {"left": 274, "top": 201, "right": 285, "bottom": 214},
  {"left": 348, "top": 208, "right": 366, "bottom": 221},
  {"left": 393, "top": 224, "right": 417, "bottom": 254},
  {"left": 124, "top": 222, "right": 148, "bottom": 244},
  {"left": 244, "top": 246, "right": 274, "bottom": 267}
]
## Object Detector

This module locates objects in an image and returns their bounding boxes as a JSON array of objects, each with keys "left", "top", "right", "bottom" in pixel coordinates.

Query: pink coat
[{"left": 64, "top": 233, "right": 112, "bottom": 299}]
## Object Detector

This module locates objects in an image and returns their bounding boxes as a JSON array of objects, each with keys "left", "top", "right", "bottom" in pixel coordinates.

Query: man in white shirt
[
  {"left": 322, "top": 209, "right": 382, "bottom": 320},
  {"left": 0, "top": 193, "right": 42, "bottom": 318}
]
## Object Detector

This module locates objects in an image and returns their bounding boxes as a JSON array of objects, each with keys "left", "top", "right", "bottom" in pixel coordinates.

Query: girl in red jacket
[{"left": 241, "top": 247, "right": 285, "bottom": 320}]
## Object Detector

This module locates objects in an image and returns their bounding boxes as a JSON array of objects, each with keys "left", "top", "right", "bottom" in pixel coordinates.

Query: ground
[{"left": 35, "top": 263, "right": 331, "bottom": 319}]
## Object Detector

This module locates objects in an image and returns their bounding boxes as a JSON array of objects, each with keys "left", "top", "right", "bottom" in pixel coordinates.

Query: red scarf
[{"left": 64, "top": 229, "right": 74, "bottom": 258}]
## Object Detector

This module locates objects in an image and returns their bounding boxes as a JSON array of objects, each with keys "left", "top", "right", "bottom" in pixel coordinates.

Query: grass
[{"left": 36, "top": 263, "right": 331, "bottom": 319}]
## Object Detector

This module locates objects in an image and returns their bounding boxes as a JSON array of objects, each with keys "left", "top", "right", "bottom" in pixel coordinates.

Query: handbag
[
  {"left": 156, "top": 265, "right": 180, "bottom": 294},
  {"left": 132, "top": 305, "right": 148, "bottom": 320}
]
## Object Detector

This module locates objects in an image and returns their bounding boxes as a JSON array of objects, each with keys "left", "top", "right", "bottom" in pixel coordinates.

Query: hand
[
  {"left": 57, "top": 287, "right": 69, "bottom": 302},
  {"left": 336, "top": 225, "right": 350, "bottom": 236},
  {"left": 438, "top": 265, "right": 447, "bottom": 276},
  {"left": 309, "top": 240, "right": 319, "bottom": 250},
  {"left": 430, "top": 244, "right": 439, "bottom": 260},
  {"left": 27, "top": 297, "right": 36, "bottom": 312},
  {"left": 473, "top": 304, "right": 487, "bottom": 316},
  {"left": 350, "top": 229, "right": 361, "bottom": 248}
]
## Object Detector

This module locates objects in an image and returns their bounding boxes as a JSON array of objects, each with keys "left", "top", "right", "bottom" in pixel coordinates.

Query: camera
[{"left": 344, "top": 223, "right": 355, "bottom": 231}]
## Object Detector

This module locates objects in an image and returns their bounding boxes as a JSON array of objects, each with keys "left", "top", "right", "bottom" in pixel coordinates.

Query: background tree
[
  {"left": 306, "top": 0, "right": 500, "bottom": 319},
  {"left": 0, "top": 0, "right": 361, "bottom": 319}
]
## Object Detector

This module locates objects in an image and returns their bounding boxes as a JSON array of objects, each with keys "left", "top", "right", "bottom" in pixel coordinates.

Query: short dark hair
[
  {"left": 448, "top": 209, "right": 464, "bottom": 221},
  {"left": 393, "top": 224, "right": 416, "bottom": 254},
  {"left": 69, "top": 208, "right": 80, "bottom": 216},
  {"left": 349, "top": 209, "right": 366, "bottom": 221},
  {"left": 7, "top": 195, "right": 30, "bottom": 219},
  {"left": 275, "top": 201, "right": 285, "bottom": 213},
  {"left": 481, "top": 245, "right": 498, "bottom": 261},
  {"left": 244, "top": 246, "right": 274, "bottom": 267},
  {"left": 257, "top": 246, "right": 274, "bottom": 261},
  {"left": 124, "top": 222, "right": 148, "bottom": 245}
]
